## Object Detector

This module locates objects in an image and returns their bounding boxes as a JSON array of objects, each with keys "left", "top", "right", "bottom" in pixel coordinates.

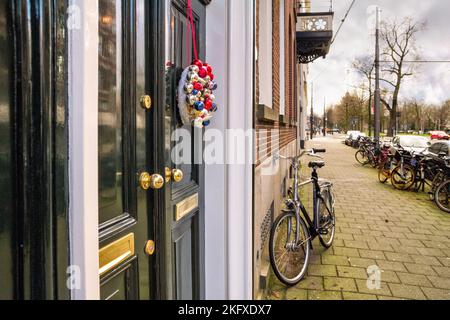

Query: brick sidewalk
[{"left": 268, "top": 136, "right": 450, "bottom": 300}]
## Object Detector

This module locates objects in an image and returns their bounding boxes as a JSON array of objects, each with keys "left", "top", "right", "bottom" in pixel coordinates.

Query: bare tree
[
  {"left": 353, "top": 56, "right": 374, "bottom": 135},
  {"left": 379, "top": 17, "right": 425, "bottom": 136}
]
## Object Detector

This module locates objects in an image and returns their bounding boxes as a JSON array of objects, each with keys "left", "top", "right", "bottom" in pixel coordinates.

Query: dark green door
[
  {"left": 0, "top": 0, "right": 15, "bottom": 300},
  {"left": 163, "top": 0, "right": 206, "bottom": 300},
  {"left": 98, "top": 0, "right": 157, "bottom": 300}
]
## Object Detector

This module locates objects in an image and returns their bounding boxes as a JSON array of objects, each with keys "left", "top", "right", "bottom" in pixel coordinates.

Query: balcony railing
[{"left": 296, "top": 1, "right": 334, "bottom": 64}]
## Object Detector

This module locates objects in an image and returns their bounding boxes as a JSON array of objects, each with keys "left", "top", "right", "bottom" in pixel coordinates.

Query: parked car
[
  {"left": 390, "top": 135, "right": 430, "bottom": 154},
  {"left": 344, "top": 131, "right": 362, "bottom": 146},
  {"left": 429, "top": 131, "right": 450, "bottom": 141},
  {"left": 427, "top": 140, "right": 450, "bottom": 157}
]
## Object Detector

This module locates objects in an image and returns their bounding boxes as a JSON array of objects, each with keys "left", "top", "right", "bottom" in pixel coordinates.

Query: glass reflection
[{"left": 98, "top": 0, "right": 123, "bottom": 223}]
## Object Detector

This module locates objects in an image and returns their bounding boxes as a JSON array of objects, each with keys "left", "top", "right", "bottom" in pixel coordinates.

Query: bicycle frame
[{"left": 291, "top": 160, "right": 330, "bottom": 246}]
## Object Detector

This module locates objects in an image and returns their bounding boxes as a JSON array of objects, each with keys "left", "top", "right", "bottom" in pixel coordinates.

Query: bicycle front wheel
[
  {"left": 269, "top": 212, "right": 311, "bottom": 286},
  {"left": 391, "top": 165, "right": 415, "bottom": 190},
  {"left": 435, "top": 180, "right": 450, "bottom": 213},
  {"left": 355, "top": 151, "right": 369, "bottom": 165}
]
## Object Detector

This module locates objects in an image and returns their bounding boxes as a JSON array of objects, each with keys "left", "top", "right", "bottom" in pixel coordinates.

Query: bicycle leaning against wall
[{"left": 269, "top": 149, "right": 336, "bottom": 286}]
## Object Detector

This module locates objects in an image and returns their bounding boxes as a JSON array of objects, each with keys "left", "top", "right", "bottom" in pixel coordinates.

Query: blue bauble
[
  {"left": 203, "top": 120, "right": 211, "bottom": 127},
  {"left": 211, "top": 103, "right": 218, "bottom": 112},
  {"left": 192, "top": 89, "right": 199, "bottom": 96},
  {"left": 194, "top": 101, "right": 205, "bottom": 111}
]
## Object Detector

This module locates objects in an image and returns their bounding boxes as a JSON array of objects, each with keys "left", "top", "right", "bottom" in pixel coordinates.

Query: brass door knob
[
  {"left": 140, "top": 95, "right": 152, "bottom": 110},
  {"left": 144, "top": 240, "right": 155, "bottom": 256},
  {"left": 164, "top": 168, "right": 184, "bottom": 183},
  {"left": 139, "top": 172, "right": 164, "bottom": 190},
  {"left": 172, "top": 169, "right": 184, "bottom": 183}
]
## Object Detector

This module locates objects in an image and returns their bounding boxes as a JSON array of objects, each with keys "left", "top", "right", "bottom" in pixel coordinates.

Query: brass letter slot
[
  {"left": 99, "top": 233, "right": 135, "bottom": 276},
  {"left": 176, "top": 194, "right": 199, "bottom": 221}
]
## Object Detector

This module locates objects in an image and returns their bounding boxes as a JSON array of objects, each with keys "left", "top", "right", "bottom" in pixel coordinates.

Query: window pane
[{"left": 98, "top": 0, "right": 123, "bottom": 223}]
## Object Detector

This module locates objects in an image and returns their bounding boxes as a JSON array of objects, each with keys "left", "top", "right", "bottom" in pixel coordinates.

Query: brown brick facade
[
  {"left": 254, "top": 0, "right": 301, "bottom": 298},
  {"left": 255, "top": 0, "right": 298, "bottom": 166}
]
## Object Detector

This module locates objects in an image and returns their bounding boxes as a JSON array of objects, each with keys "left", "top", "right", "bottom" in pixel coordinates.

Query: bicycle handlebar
[{"left": 277, "top": 148, "right": 327, "bottom": 161}]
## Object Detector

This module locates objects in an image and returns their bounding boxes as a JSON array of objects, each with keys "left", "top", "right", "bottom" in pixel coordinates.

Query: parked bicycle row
[{"left": 345, "top": 133, "right": 450, "bottom": 214}]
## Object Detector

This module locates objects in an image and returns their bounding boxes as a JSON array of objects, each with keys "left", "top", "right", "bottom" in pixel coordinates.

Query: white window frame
[{"left": 258, "top": 0, "right": 273, "bottom": 108}]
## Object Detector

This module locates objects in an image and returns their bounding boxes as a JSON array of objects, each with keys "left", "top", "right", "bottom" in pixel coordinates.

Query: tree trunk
[
  {"left": 368, "top": 91, "right": 372, "bottom": 136},
  {"left": 388, "top": 88, "right": 400, "bottom": 136}
]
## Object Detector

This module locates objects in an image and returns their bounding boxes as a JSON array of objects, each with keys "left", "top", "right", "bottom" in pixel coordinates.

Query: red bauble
[
  {"left": 193, "top": 83, "right": 203, "bottom": 91},
  {"left": 205, "top": 99, "right": 213, "bottom": 110},
  {"left": 198, "top": 69, "right": 208, "bottom": 78},
  {"left": 209, "top": 73, "right": 215, "bottom": 81},
  {"left": 193, "top": 59, "right": 203, "bottom": 68}
]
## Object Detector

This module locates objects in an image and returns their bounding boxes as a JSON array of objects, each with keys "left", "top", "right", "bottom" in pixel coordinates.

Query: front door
[
  {"left": 0, "top": 0, "right": 15, "bottom": 300},
  {"left": 98, "top": 0, "right": 158, "bottom": 300},
  {"left": 97, "top": 0, "right": 207, "bottom": 300},
  {"left": 162, "top": 0, "right": 206, "bottom": 300}
]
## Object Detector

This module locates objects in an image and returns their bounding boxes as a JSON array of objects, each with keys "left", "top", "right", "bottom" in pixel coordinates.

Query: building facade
[
  {"left": 253, "top": 0, "right": 310, "bottom": 298},
  {"left": 1, "top": 0, "right": 328, "bottom": 300},
  {"left": 0, "top": 0, "right": 253, "bottom": 300}
]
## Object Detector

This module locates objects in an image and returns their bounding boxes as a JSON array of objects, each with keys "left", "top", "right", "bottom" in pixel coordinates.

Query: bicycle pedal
[{"left": 318, "top": 228, "right": 329, "bottom": 235}]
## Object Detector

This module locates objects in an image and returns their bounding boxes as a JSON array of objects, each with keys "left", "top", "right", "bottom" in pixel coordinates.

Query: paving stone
[
  {"left": 308, "top": 290, "right": 342, "bottom": 300},
  {"left": 421, "top": 287, "right": 450, "bottom": 300},
  {"left": 405, "top": 263, "right": 438, "bottom": 276},
  {"left": 438, "top": 257, "right": 450, "bottom": 267},
  {"left": 321, "top": 254, "right": 350, "bottom": 266},
  {"left": 427, "top": 276, "right": 450, "bottom": 290},
  {"left": 416, "top": 247, "right": 445, "bottom": 257},
  {"left": 379, "top": 270, "right": 401, "bottom": 284},
  {"left": 359, "top": 249, "right": 385, "bottom": 260},
  {"left": 347, "top": 257, "right": 376, "bottom": 268},
  {"left": 342, "top": 292, "right": 377, "bottom": 300},
  {"left": 355, "top": 280, "right": 392, "bottom": 297},
  {"left": 295, "top": 276, "right": 324, "bottom": 291},
  {"left": 433, "top": 266, "right": 450, "bottom": 277},
  {"left": 344, "top": 240, "right": 369, "bottom": 250},
  {"left": 308, "top": 264, "right": 337, "bottom": 277},
  {"left": 285, "top": 288, "right": 307, "bottom": 300},
  {"left": 337, "top": 266, "right": 368, "bottom": 279},
  {"left": 376, "top": 260, "right": 407, "bottom": 272},
  {"left": 384, "top": 252, "right": 413, "bottom": 263},
  {"left": 333, "top": 247, "right": 360, "bottom": 257},
  {"left": 396, "top": 272, "right": 433, "bottom": 287},
  {"left": 324, "top": 277, "right": 357, "bottom": 292},
  {"left": 388, "top": 283, "right": 426, "bottom": 300},
  {"left": 410, "top": 254, "right": 443, "bottom": 266}
]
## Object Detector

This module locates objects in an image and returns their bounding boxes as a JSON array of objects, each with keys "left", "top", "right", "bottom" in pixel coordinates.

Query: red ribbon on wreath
[{"left": 186, "top": 0, "right": 198, "bottom": 62}]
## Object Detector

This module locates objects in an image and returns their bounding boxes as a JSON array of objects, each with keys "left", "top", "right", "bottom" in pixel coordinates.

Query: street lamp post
[
  {"left": 310, "top": 82, "right": 314, "bottom": 140},
  {"left": 374, "top": 7, "right": 381, "bottom": 148}
]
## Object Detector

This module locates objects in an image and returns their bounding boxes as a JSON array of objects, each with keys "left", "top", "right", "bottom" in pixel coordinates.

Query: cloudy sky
[{"left": 309, "top": 0, "right": 450, "bottom": 113}]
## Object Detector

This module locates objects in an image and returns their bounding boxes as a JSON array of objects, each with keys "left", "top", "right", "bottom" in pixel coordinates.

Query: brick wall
[{"left": 255, "top": 0, "right": 298, "bottom": 166}]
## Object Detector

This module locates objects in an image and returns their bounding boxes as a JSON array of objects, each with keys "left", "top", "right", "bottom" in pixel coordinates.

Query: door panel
[
  {"left": 164, "top": 0, "right": 206, "bottom": 300},
  {"left": 98, "top": 0, "right": 153, "bottom": 300},
  {"left": 98, "top": 0, "right": 125, "bottom": 224},
  {"left": 0, "top": 0, "right": 14, "bottom": 300}
]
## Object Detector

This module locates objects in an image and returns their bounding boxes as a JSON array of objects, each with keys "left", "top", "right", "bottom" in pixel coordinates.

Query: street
[{"left": 268, "top": 135, "right": 450, "bottom": 300}]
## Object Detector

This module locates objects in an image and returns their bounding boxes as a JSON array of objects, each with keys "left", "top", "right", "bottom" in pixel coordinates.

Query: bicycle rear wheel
[
  {"left": 269, "top": 212, "right": 310, "bottom": 286},
  {"left": 317, "top": 198, "right": 336, "bottom": 248},
  {"left": 435, "top": 180, "right": 450, "bottom": 213}
]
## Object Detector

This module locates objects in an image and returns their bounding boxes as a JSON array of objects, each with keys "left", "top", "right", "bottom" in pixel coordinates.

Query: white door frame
[{"left": 68, "top": 0, "right": 100, "bottom": 300}]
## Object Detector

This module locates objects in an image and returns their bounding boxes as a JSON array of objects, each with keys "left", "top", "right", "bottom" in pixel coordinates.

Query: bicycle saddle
[{"left": 309, "top": 161, "right": 325, "bottom": 169}]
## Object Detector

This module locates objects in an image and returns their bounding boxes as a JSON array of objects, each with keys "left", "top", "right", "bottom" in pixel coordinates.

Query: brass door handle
[
  {"left": 139, "top": 172, "right": 164, "bottom": 190},
  {"left": 165, "top": 168, "right": 184, "bottom": 183}
]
